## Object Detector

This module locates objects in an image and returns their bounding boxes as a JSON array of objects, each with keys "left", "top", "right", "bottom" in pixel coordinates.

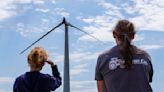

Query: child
[{"left": 14, "top": 47, "right": 62, "bottom": 92}]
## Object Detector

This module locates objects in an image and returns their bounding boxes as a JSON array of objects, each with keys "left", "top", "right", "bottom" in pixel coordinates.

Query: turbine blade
[
  {"left": 20, "top": 22, "right": 63, "bottom": 54},
  {"left": 68, "top": 23, "right": 104, "bottom": 43}
]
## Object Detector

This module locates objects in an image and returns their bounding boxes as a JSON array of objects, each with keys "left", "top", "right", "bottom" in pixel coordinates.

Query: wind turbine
[{"left": 20, "top": 17, "right": 103, "bottom": 92}]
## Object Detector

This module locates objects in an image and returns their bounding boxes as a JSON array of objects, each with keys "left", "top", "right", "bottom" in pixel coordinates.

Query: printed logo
[
  {"left": 109, "top": 57, "right": 148, "bottom": 70},
  {"left": 109, "top": 57, "right": 125, "bottom": 70}
]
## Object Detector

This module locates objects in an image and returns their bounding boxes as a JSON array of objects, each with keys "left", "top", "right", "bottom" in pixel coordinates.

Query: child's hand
[{"left": 46, "top": 60, "right": 56, "bottom": 66}]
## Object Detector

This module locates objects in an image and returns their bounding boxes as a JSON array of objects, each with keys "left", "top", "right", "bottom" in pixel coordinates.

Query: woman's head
[
  {"left": 27, "top": 47, "right": 48, "bottom": 69},
  {"left": 113, "top": 19, "right": 135, "bottom": 45},
  {"left": 113, "top": 19, "right": 136, "bottom": 70}
]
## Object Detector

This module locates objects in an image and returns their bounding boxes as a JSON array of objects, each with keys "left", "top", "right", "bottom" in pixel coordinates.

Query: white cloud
[
  {"left": 0, "top": 77, "right": 14, "bottom": 84},
  {"left": 79, "top": 0, "right": 164, "bottom": 43},
  {"left": 42, "top": 18, "right": 49, "bottom": 22},
  {"left": 0, "top": 0, "right": 47, "bottom": 21},
  {"left": 73, "top": 63, "right": 88, "bottom": 69},
  {"left": 58, "top": 81, "right": 97, "bottom": 92},
  {"left": 81, "top": 15, "right": 117, "bottom": 30},
  {"left": 0, "top": 0, "right": 34, "bottom": 21},
  {"left": 127, "top": 0, "right": 164, "bottom": 31},
  {"left": 52, "top": 0, "right": 56, "bottom": 4},
  {"left": 71, "top": 81, "right": 97, "bottom": 92},
  {"left": 77, "top": 1, "right": 124, "bottom": 43},
  {"left": 0, "top": 9, "right": 16, "bottom": 21},
  {"left": 33, "top": 0, "right": 44, "bottom": 4},
  {"left": 78, "top": 15, "right": 117, "bottom": 42},
  {"left": 71, "top": 81, "right": 95, "bottom": 87},
  {"left": 79, "top": 17, "right": 144, "bottom": 42},
  {"left": 123, "top": 4, "right": 138, "bottom": 14},
  {"left": 79, "top": 30, "right": 114, "bottom": 42},
  {"left": 54, "top": 8, "right": 70, "bottom": 17},
  {"left": 134, "top": 34, "right": 145, "bottom": 42},
  {"left": 99, "top": 1, "right": 119, "bottom": 10},
  {"left": 14, "top": 0, "right": 44, "bottom": 4},
  {"left": 70, "top": 68, "right": 89, "bottom": 76},
  {"left": 139, "top": 45, "right": 164, "bottom": 50},
  {"left": 99, "top": 1, "right": 123, "bottom": 19},
  {"left": 14, "top": 0, "right": 32, "bottom": 4},
  {"left": 0, "top": 0, "right": 17, "bottom": 21},
  {"left": 35, "top": 8, "right": 50, "bottom": 13},
  {"left": 49, "top": 50, "right": 100, "bottom": 76},
  {"left": 16, "top": 22, "right": 47, "bottom": 38},
  {"left": 70, "top": 51, "right": 99, "bottom": 62},
  {"left": 52, "top": 51, "right": 100, "bottom": 63},
  {"left": 52, "top": 54, "right": 63, "bottom": 62},
  {"left": 70, "top": 63, "right": 89, "bottom": 76},
  {"left": 0, "top": 89, "right": 8, "bottom": 92}
]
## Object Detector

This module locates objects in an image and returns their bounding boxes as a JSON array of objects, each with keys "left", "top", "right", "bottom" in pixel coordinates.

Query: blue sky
[{"left": 0, "top": 0, "right": 164, "bottom": 92}]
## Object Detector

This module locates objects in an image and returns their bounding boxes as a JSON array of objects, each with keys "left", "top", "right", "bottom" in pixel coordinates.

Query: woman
[
  {"left": 14, "top": 47, "right": 61, "bottom": 92},
  {"left": 95, "top": 20, "right": 153, "bottom": 92}
]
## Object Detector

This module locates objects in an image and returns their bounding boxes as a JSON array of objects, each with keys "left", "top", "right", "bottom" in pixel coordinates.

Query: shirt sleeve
[
  {"left": 149, "top": 61, "right": 153, "bottom": 82},
  {"left": 13, "top": 78, "right": 18, "bottom": 92},
  {"left": 49, "top": 65, "right": 62, "bottom": 91},
  {"left": 95, "top": 55, "right": 104, "bottom": 80},
  {"left": 145, "top": 52, "right": 153, "bottom": 83},
  {"left": 51, "top": 65, "right": 61, "bottom": 80},
  {"left": 13, "top": 77, "right": 23, "bottom": 92},
  {"left": 147, "top": 56, "right": 153, "bottom": 83}
]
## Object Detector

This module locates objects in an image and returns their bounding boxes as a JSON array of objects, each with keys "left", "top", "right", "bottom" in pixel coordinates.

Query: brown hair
[
  {"left": 28, "top": 47, "right": 48, "bottom": 68},
  {"left": 113, "top": 20, "right": 136, "bottom": 70}
]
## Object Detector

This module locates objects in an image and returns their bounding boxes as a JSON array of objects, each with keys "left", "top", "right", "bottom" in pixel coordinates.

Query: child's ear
[{"left": 27, "top": 55, "right": 31, "bottom": 64}]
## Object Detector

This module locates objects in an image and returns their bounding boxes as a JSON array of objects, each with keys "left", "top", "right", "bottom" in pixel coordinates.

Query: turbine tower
[{"left": 20, "top": 18, "right": 103, "bottom": 92}]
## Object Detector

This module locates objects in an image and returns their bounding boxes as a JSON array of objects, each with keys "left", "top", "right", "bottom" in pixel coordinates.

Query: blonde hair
[{"left": 28, "top": 47, "right": 48, "bottom": 68}]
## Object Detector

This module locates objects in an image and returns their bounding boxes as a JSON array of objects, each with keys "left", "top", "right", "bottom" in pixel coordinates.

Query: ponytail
[
  {"left": 121, "top": 35, "right": 133, "bottom": 70},
  {"left": 113, "top": 20, "right": 135, "bottom": 70}
]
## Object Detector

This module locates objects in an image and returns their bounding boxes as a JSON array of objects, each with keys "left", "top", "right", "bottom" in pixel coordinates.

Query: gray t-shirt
[{"left": 95, "top": 45, "right": 153, "bottom": 92}]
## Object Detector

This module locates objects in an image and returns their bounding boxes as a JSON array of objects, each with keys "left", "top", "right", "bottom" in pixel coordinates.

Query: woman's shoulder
[
  {"left": 133, "top": 45, "right": 151, "bottom": 59},
  {"left": 102, "top": 46, "right": 119, "bottom": 55},
  {"left": 133, "top": 46, "right": 147, "bottom": 54},
  {"left": 98, "top": 45, "right": 119, "bottom": 60}
]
